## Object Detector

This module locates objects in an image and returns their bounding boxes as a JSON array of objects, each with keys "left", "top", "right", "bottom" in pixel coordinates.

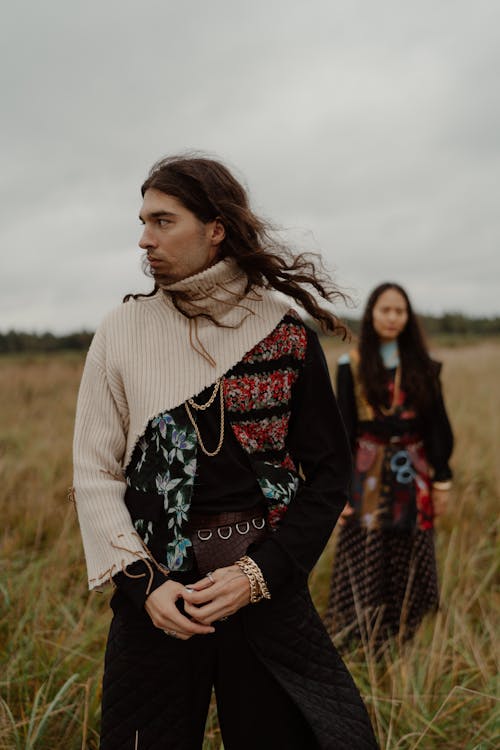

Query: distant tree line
[
  {"left": 1, "top": 313, "right": 499, "bottom": 353},
  {"left": 419, "top": 313, "right": 500, "bottom": 336},
  {"left": 0, "top": 330, "right": 94, "bottom": 354}
]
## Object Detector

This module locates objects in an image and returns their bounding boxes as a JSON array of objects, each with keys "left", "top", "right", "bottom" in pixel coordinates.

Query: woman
[
  {"left": 72, "top": 155, "right": 378, "bottom": 748},
  {"left": 324, "top": 283, "right": 453, "bottom": 650}
]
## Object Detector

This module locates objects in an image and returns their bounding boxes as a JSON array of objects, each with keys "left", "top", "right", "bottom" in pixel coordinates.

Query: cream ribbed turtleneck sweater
[{"left": 73, "top": 258, "right": 292, "bottom": 589}]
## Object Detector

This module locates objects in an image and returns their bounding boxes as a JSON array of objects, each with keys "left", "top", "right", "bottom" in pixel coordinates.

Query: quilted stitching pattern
[
  {"left": 100, "top": 608, "right": 212, "bottom": 749},
  {"left": 244, "top": 587, "right": 379, "bottom": 749},
  {"left": 100, "top": 588, "right": 378, "bottom": 749}
]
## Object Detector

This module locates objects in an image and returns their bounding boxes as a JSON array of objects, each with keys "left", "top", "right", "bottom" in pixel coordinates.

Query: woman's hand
[
  {"left": 432, "top": 487, "right": 450, "bottom": 518},
  {"left": 337, "top": 502, "right": 355, "bottom": 527},
  {"left": 182, "top": 566, "right": 250, "bottom": 625},
  {"left": 145, "top": 579, "right": 215, "bottom": 640}
]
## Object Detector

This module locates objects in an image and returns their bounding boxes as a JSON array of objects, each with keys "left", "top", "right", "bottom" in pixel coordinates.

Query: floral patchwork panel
[
  {"left": 352, "top": 436, "right": 432, "bottom": 531},
  {"left": 125, "top": 406, "right": 196, "bottom": 571},
  {"left": 252, "top": 460, "right": 300, "bottom": 528},
  {"left": 224, "top": 369, "right": 299, "bottom": 413},
  {"left": 241, "top": 318, "right": 307, "bottom": 364},
  {"left": 231, "top": 413, "right": 290, "bottom": 454}
]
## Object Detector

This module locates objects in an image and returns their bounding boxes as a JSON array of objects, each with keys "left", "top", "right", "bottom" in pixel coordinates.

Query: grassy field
[{"left": 0, "top": 342, "right": 499, "bottom": 749}]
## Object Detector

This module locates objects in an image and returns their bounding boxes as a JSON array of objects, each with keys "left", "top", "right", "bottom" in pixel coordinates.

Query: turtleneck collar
[
  {"left": 379, "top": 340, "right": 400, "bottom": 369},
  {"left": 159, "top": 257, "right": 254, "bottom": 323},
  {"left": 158, "top": 256, "right": 263, "bottom": 367}
]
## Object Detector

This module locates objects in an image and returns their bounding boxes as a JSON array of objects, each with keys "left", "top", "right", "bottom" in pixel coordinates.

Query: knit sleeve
[{"left": 72, "top": 325, "right": 149, "bottom": 590}]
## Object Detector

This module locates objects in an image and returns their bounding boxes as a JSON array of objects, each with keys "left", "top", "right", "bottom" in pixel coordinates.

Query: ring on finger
[
  {"left": 163, "top": 629, "right": 179, "bottom": 638},
  {"left": 206, "top": 571, "right": 215, "bottom": 583}
]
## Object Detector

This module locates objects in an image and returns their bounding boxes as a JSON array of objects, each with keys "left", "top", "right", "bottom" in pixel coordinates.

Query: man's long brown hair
[
  {"left": 358, "top": 283, "right": 439, "bottom": 414},
  {"left": 125, "top": 154, "right": 349, "bottom": 337}
]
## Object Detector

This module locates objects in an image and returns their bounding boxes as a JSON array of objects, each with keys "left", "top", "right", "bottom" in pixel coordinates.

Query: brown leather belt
[
  {"left": 187, "top": 505, "right": 266, "bottom": 535},
  {"left": 186, "top": 504, "right": 268, "bottom": 575}
]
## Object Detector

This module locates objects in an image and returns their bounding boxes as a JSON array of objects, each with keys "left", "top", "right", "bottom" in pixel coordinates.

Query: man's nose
[{"left": 139, "top": 226, "right": 156, "bottom": 250}]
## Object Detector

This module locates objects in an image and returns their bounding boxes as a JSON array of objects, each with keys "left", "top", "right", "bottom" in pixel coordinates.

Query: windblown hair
[
  {"left": 358, "top": 283, "right": 438, "bottom": 415},
  {"left": 125, "top": 153, "right": 349, "bottom": 337}
]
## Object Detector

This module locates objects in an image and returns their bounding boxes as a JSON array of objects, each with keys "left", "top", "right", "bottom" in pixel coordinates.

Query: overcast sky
[{"left": 1, "top": 0, "right": 499, "bottom": 333}]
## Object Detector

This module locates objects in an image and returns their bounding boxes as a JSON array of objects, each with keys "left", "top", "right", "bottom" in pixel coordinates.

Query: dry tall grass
[{"left": 0, "top": 343, "right": 498, "bottom": 749}]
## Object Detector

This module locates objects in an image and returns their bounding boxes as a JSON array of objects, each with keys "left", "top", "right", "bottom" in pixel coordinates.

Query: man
[{"left": 73, "top": 155, "right": 378, "bottom": 749}]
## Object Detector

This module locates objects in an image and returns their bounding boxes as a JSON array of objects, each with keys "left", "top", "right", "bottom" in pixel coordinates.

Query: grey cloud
[{"left": 1, "top": 0, "right": 499, "bottom": 332}]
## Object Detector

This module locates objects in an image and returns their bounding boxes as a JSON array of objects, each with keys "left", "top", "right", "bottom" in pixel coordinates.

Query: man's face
[{"left": 138, "top": 189, "right": 224, "bottom": 284}]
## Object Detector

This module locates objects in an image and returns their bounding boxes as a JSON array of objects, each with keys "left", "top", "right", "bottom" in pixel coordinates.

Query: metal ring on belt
[
  {"left": 196, "top": 516, "right": 265, "bottom": 542},
  {"left": 197, "top": 529, "right": 213, "bottom": 541}
]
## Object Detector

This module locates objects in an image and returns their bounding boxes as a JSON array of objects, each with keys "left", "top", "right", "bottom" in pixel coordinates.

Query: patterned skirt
[{"left": 323, "top": 523, "right": 439, "bottom": 650}]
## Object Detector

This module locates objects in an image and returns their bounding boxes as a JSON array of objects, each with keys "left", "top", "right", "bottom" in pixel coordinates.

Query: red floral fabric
[
  {"left": 224, "top": 369, "right": 298, "bottom": 413},
  {"left": 242, "top": 320, "right": 307, "bottom": 364}
]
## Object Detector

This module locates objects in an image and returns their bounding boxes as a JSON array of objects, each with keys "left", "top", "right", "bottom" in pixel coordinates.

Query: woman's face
[{"left": 371, "top": 288, "right": 408, "bottom": 342}]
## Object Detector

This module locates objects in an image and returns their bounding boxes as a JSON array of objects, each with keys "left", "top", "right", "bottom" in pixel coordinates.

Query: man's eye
[{"left": 158, "top": 219, "right": 171, "bottom": 227}]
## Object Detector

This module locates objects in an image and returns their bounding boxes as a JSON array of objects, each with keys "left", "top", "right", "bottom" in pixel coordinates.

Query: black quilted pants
[{"left": 100, "top": 590, "right": 317, "bottom": 750}]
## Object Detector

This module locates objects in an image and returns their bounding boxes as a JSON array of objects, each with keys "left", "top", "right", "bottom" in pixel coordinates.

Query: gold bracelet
[
  {"left": 235, "top": 556, "right": 271, "bottom": 603},
  {"left": 244, "top": 556, "right": 270, "bottom": 601},
  {"left": 235, "top": 558, "right": 260, "bottom": 603},
  {"left": 249, "top": 560, "right": 271, "bottom": 601},
  {"left": 432, "top": 480, "right": 452, "bottom": 491}
]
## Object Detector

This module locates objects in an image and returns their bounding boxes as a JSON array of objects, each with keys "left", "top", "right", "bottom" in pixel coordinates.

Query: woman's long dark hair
[
  {"left": 358, "top": 283, "right": 438, "bottom": 415},
  {"left": 125, "top": 153, "right": 349, "bottom": 336}
]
